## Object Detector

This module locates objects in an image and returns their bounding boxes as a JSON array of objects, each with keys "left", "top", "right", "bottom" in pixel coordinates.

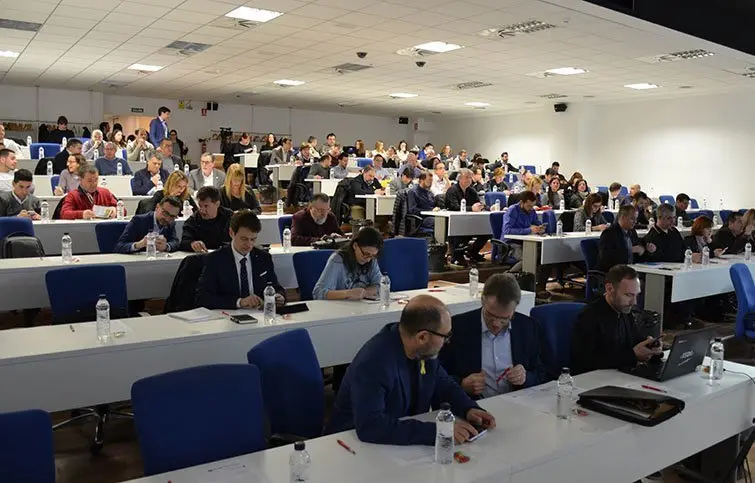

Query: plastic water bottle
[
  {"left": 648, "top": 218, "right": 655, "bottom": 230},
  {"left": 46, "top": 160, "right": 53, "bottom": 176},
  {"left": 677, "top": 216, "right": 683, "bottom": 230},
  {"left": 156, "top": 180, "right": 163, "bottom": 191},
  {"left": 709, "top": 337, "right": 724, "bottom": 384},
  {"left": 559, "top": 198, "right": 565, "bottom": 211},
  {"left": 380, "top": 273, "right": 391, "bottom": 309},
  {"left": 713, "top": 213, "right": 721, "bottom": 226},
  {"left": 40, "top": 200, "right": 49, "bottom": 222},
  {"left": 557, "top": 368, "right": 574, "bottom": 419},
  {"left": 556, "top": 219, "right": 564, "bottom": 236},
  {"left": 139, "top": 151, "right": 146, "bottom": 163},
  {"left": 116, "top": 200, "right": 125, "bottom": 220},
  {"left": 96, "top": 295, "right": 111, "bottom": 343},
  {"left": 684, "top": 249, "right": 692, "bottom": 269},
  {"left": 183, "top": 164, "right": 190, "bottom": 175},
  {"left": 277, "top": 199, "right": 284, "bottom": 216},
  {"left": 61, "top": 137, "right": 67, "bottom": 147},
  {"left": 434, "top": 403, "right": 455, "bottom": 464},
  {"left": 460, "top": 199, "right": 467, "bottom": 212},
  {"left": 182, "top": 200, "right": 193, "bottom": 218},
  {"left": 585, "top": 219, "right": 592, "bottom": 235},
  {"left": 719, "top": 198, "right": 724, "bottom": 210},
  {"left": 613, "top": 198, "right": 619, "bottom": 210},
  {"left": 289, "top": 441, "right": 311, "bottom": 482},
  {"left": 61, "top": 233, "right": 73, "bottom": 263},
  {"left": 469, "top": 267, "right": 479, "bottom": 297},
  {"left": 703, "top": 197, "right": 708, "bottom": 209},
  {"left": 745, "top": 242, "right": 752, "bottom": 262},
  {"left": 116, "top": 162, "right": 123, "bottom": 176},
  {"left": 26, "top": 135, "right": 32, "bottom": 146},
  {"left": 492, "top": 185, "right": 498, "bottom": 192},
  {"left": 384, "top": 184, "right": 391, "bottom": 196},
  {"left": 263, "top": 283, "right": 276, "bottom": 324},
  {"left": 702, "top": 246, "right": 710, "bottom": 266},
  {"left": 252, "top": 144, "right": 258, "bottom": 154},
  {"left": 39, "top": 147, "right": 45, "bottom": 159},
  {"left": 173, "top": 163, "right": 180, "bottom": 172},
  {"left": 494, "top": 199, "right": 501, "bottom": 212},
  {"left": 282, "top": 227, "right": 291, "bottom": 253},
  {"left": 146, "top": 232, "right": 157, "bottom": 260}
]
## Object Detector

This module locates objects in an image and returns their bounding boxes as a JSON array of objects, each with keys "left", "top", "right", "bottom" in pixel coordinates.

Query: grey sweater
[{"left": 0, "top": 190, "right": 41, "bottom": 217}]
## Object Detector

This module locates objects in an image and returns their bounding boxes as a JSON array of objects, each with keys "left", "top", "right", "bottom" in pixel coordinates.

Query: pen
[
  {"left": 221, "top": 311, "right": 230, "bottom": 317},
  {"left": 69, "top": 324, "right": 75, "bottom": 332},
  {"left": 337, "top": 439, "right": 356, "bottom": 455},
  {"left": 641, "top": 384, "right": 667, "bottom": 393},
  {"left": 496, "top": 367, "right": 511, "bottom": 383}
]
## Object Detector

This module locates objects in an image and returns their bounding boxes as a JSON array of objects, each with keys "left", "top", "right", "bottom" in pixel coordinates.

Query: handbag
[{"left": 577, "top": 385, "right": 684, "bottom": 427}]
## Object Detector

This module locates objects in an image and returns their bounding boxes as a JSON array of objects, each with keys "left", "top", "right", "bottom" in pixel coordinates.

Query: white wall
[{"left": 435, "top": 92, "right": 755, "bottom": 209}]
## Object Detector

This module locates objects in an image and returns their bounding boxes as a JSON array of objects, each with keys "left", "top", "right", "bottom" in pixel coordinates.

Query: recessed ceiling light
[
  {"left": 413, "top": 41, "right": 463, "bottom": 53},
  {"left": 128, "top": 64, "right": 163, "bottom": 72},
  {"left": 625, "top": 83, "right": 659, "bottom": 90},
  {"left": 225, "top": 6, "right": 282, "bottom": 23},
  {"left": 390, "top": 92, "right": 418, "bottom": 99},
  {"left": 465, "top": 102, "right": 490, "bottom": 107},
  {"left": 0, "top": 50, "right": 19, "bottom": 58},
  {"left": 273, "top": 79, "right": 305, "bottom": 86},
  {"left": 545, "top": 67, "right": 587, "bottom": 76}
]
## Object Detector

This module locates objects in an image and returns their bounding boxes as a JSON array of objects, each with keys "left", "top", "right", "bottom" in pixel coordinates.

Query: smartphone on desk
[{"left": 230, "top": 314, "right": 257, "bottom": 324}]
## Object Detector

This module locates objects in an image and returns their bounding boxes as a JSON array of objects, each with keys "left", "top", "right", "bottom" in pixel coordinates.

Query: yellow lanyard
[{"left": 420, "top": 359, "right": 426, "bottom": 375}]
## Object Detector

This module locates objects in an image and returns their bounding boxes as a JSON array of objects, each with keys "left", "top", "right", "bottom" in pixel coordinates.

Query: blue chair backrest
[
  {"left": 30, "top": 143, "right": 62, "bottom": 160},
  {"left": 293, "top": 250, "right": 335, "bottom": 300},
  {"left": 730, "top": 264, "right": 755, "bottom": 339},
  {"left": 94, "top": 221, "right": 128, "bottom": 254},
  {"left": 504, "top": 173, "right": 517, "bottom": 185},
  {"left": 581, "top": 239, "right": 599, "bottom": 270},
  {"left": 45, "top": 265, "right": 129, "bottom": 323},
  {"left": 541, "top": 210, "right": 557, "bottom": 234},
  {"left": 619, "top": 186, "right": 629, "bottom": 197},
  {"left": 356, "top": 157, "right": 372, "bottom": 168},
  {"left": 277, "top": 215, "right": 293, "bottom": 242},
  {"left": 247, "top": 329, "right": 324, "bottom": 439},
  {"left": 688, "top": 212, "right": 707, "bottom": 221},
  {"left": 720, "top": 210, "right": 733, "bottom": 223},
  {"left": 484, "top": 192, "right": 507, "bottom": 208},
  {"left": 596, "top": 186, "right": 608, "bottom": 193},
  {"left": 130, "top": 177, "right": 138, "bottom": 194},
  {"left": 378, "top": 238, "right": 428, "bottom": 291},
  {"left": 489, "top": 211, "right": 504, "bottom": 240},
  {"left": 699, "top": 210, "right": 714, "bottom": 219},
  {"left": 0, "top": 409, "right": 55, "bottom": 483},
  {"left": 519, "top": 164, "right": 536, "bottom": 174},
  {"left": 689, "top": 198, "right": 699, "bottom": 209},
  {"left": 739, "top": 209, "right": 748, "bottom": 216},
  {"left": 602, "top": 211, "right": 614, "bottom": 224},
  {"left": 0, "top": 217, "right": 34, "bottom": 240},
  {"left": 531, "top": 302, "right": 586, "bottom": 375},
  {"left": 50, "top": 175, "right": 60, "bottom": 192},
  {"left": 132, "top": 364, "right": 266, "bottom": 475},
  {"left": 659, "top": 195, "right": 674, "bottom": 205}
]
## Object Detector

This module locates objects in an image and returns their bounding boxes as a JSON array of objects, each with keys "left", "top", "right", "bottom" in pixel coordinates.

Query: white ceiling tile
[
  {"left": 102, "top": 14, "right": 154, "bottom": 27},
  {"left": 244, "top": 0, "right": 310, "bottom": 13},
  {"left": 163, "top": 10, "right": 220, "bottom": 24},
  {"left": 0, "top": 8, "right": 51, "bottom": 22},
  {"left": 290, "top": 4, "right": 351, "bottom": 20}
]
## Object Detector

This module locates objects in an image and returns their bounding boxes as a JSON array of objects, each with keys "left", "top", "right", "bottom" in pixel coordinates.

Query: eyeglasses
[
  {"left": 355, "top": 244, "right": 378, "bottom": 260},
  {"left": 419, "top": 328, "right": 453, "bottom": 344},
  {"left": 482, "top": 305, "right": 514, "bottom": 323}
]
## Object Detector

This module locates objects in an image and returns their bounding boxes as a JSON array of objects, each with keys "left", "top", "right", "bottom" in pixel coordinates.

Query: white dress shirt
[
  {"left": 203, "top": 172, "right": 214, "bottom": 187},
  {"left": 232, "top": 245, "right": 254, "bottom": 308},
  {"left": 481, "top": 313, "right": 513, "bottom": 398}
]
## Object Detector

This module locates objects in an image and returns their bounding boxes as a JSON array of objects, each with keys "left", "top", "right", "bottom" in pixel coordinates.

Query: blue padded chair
[
  {"left": 489, "top": 211, "right": 505, "bottom": 262},
  {"left": 50, "top": 175, "right": 60, "bottom": 193},
  {"left": 602, "top": 211, "right": 614, "bottom": 224},
  {"left": 688, "top": 212, "right": 706, "bottom": 221},
  {"left": 30, "top": 143, "right": 61, "bottom": 160},
  {"left": 739, "top": 209, "right": 748, "bottom": 216},
  {"left": 699, "top": 210, "right": 714, "bottom": 220},
  {"left": 277, "top": 214, "right": 293, "bottom": 242},
  {"left": 0, "top": 217, "right": 34, "bottom": 240},
  {"left": 378, "top": 238, "right": 428, "bottom": 291},
  {"left": 0, "top": 409, "right": 55, "bottom": 483},
  {"left": 619, "top": 186, "right": 629, "bottom": 197},
  {"left": 720, "top": 210, "right": 733, "bottom": 224},
  {"left": 730, "top": 264, "right": 755, "bottom": 340},
  {"left": 45, "top": 265, "right": 129, "bottom": 324},
  {"left": 132, "top": 364, "right": 266, "bottom": 475},
  {"left": 504, "top": 173, "right": 517, "bottom": 185},
  {"left": 541, "top": 210, "right": 557, "bottom": 234},
  {"left": 356, "top": 157, "right": 372, "bottom": 168},
  {"left": 690, "top": 198, "right": 699, "bottom": 209},
  {"left": 531, "top": 302, "right": 586, "bottom": 377},
  {"left": 659, "top": 195, "right": 674, "bottom": 205},
  {"left": 519, "top": 164, "right": 536, "bottom": 174},
  {"left": 596, "top": 186, "right": 608, "bottom": 193},
  {"left": 580, "top": 239, "right": 603, "bottom": 300},
  {"left": 293, "top": 249, "right": 335, "bottom": 300},
  {"left": 247, "top": 329, "right": 324, "bottom": 439},
  {"left": 484, "top": 192, "right": 507, "bottom": 208},
  {"left": 94, "top": 221, "right": 128, "bottom": 254}
]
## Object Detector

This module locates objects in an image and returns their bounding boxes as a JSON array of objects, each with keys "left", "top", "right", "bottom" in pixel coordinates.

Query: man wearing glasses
[
  {"left": 327, "top": 294, "right": 496, "bottom": 445},
  {"left": 114, "top": 196, "right": 181, "bottom": 253},
  {"left": 440, "top": 273, "right": 548, "bottom": 398}
]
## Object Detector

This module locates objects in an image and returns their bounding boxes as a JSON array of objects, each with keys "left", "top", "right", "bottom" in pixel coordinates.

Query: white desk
[
  {"left": 96, "top": 175, "right": 134, "bottom": 197},
  {"left": 234, "top": 152, "right": 259, "bottom": 168},
  {"left": 266, "top": 163, "right": 300, "bottom": 188},
  {"left": 356, "top": 195, "right": 395, "bottom": 221},
  {"left": 421, "top": 211, "right": 492, "bottom": 244},
  {"left": 124, "top": 361, "right": 755, "bottom": 483},
  {"left": 38, "top": 196, "right": 147, "bottom": 220},
  {"left": 0, "top": 287, "right": 532, "bottom": 413},
  {"left": 308, "top": 178, "right": 341, "bottom": 197},
  {"left": 16, "top": 159, "right": 37, "bottom": 172}
]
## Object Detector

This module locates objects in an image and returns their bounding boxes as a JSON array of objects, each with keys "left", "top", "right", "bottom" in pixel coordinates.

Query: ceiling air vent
[
  {"left": 539, "top": 93, "right": 568, "bottom": 99},
  {"left": 636, "top": 49, "right": 715, "bottom": 64},
  {"left": 479, "top": 20, "right": 557, "bottom": 39},
  {"left": 452, "top": 81, "right": 493, "bottom": 90},
  {"left": 162, "top": 41, "right": 212, "bottom": 56},
  {"left": 210, "top": 17, "right": 263, "bottom": 30},
  {"left": 0, "top": 18, "right": 42, "bottom": 32},
  {"left": 331, "top": 63, "right": 372, "bottom": 74}
]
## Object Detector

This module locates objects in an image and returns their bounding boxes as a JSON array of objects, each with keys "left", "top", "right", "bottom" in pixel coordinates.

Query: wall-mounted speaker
[
  {"left": 398, "top": 116, "right": 409, "bottom": 125},
  {"left": 554, "top": 103, "right": 568, "bottom": 113}
]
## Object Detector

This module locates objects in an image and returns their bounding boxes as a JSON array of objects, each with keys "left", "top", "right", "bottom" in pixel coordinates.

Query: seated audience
[
  {"left": 540, "top": 177, "right": 562, "bottom": 208},
  {"left": 53, "top": 138, "right": 83, "bottom": 174},
  {"left": 60, "top": 164, "right": 118, "bottom": 220},
  {"left": 308, "top": 154, "right": 331, "bottom": 179},
  {"left": 398, "top": 152, "right": 423, "bottom": 179},
  {"left": 743, "top": 209, "right": 755, "bottom": 245},
  {"left": 222, "top": 132, "right": 254, "bottom": 171},
  {"left": 373, "top": 154, "right": 392, "bottom": 180},
  {"left": 566, "top": 172, "right": 584, "bottom": 191},
  {"left": 0, "top": 169, "right": 40, "bottom": 218},
  {"left": 0, "top": 124, "right": 22, "bottom": 156},
  {"left": 571, "top": 265, "right": 662, "bottom": 375},
  {"left": 511, "top": 171, "right": 532, "bottom": 194},
  {"left": 132, "top": 155, "right": 170, "bottom": 196},
  {"left": 220, "top": 164, "right": 261, "bottom": 214},
  {"left": 673, "top": 193, "right": 691, "bottom": 224},
  {"left": 109, "top": 129, "right": 127, "bottom": 149},
  {"left": 407, "top": 172, "right": 437, "bottom": 231},
  {"left": 631, "top": 191, "right": 654, "bottom": 227},
  {"left": 138, "top": 170, "right": 197, "bottom": 216},
  {"left": 502, "top": 190, "right": 545, "bottom": 268},
  {"left": 157, "top": 138, "right": 184, "bottom": 172},
  {"left": 388, "top": 168, "right": 413, "bottom": 193},
  {"left": 608, "top": 182, "right": 625, "bottom": 208},
  {"left": 46, "top": 116, "right": 75, "bottom": 145},
  {"left": 0, "top": 148, "right": 18, "bottom": 191},
  {"left": 470, "top": 167, "right": 486, "bottom": 193},
  {"left": 567, "top": 178, "right": 589, "bottom": 209},
  {"left": 484, "top": 168, "right": 509, "bottom": 193},
  {"left": 573, "top": 193, "right": 609, "bottom": 232},
  {"left": 643, "top": 203, "right": 691, "bottom": 263},
  {"left": 290, "top": 193, "right": 343, "bottom": 246},
  {"left": 95, "top": 142, "right": 132, "bottom": 175},
  {"left": 418, "top": 142, "right": 434, "bottom": 162},
  {"left": 597, "top": 205, "right": 649, "bottom": 272},
  {"left": 440, "top": 273, "right": 548, "bottom": 399},
  {"left": 82, "top": 130, "right": 105, "bottom": 160},
  {"left": 384, "top": 146, "right": 400, "bottom": 168},
  {"left": 196, "top": 210, "right": 285, "bottom": 309},
  {"left": 550, "top": 161, "right": 567, "bottom": 186},
  {"left": 488, "top": 152, "right": 516, "bottom": 173},
  {"left": 54, "top": 153, "right": 85, "bottom": 194},
  {"left": 445, "top": 169, "right": 488, "bottom": 263},
  {"left": 711, "top": 211, "right": 748, "bottom": 254},
  {"left": 169, "top": 129, "right": 188, "bottom": 161},
  {"left": 348, "top": 165, "right": 384, "bottom": 220},
  {"left": 312, "top": 226, "right": 383, "bottom": 300},
  {"left": 188, "top": 152, "right": 226, "bottom": 193},
  {"left": 126, "top": 129, "right": 155, "bottom": 164},
  {"left": 684, "top": 216, "right": 725, "bottom": 257},
  {"left": 331, "top": 153, "right": 350, "bottom": 179},
  {"left": 270, "top": 137, "right": 293, "bottom": 165},
  {"left": 326, "top": 295, "right": 495, "bottom": 444},
  {"left": 431, "top": 161, "right": 451, "bottom": 196},
  {"left": 179, "top": 186, "right": 233, "bottom": 252},
  {"left": 296, "top": 143, "right": 313, "bottom": 164},
  {"left": 114, "top": 196, "right": 181, "bottom": 253}
]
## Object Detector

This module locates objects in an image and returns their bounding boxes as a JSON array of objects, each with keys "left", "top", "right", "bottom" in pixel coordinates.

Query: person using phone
[{"left": 683, "top": 215, "right": 726, "bottom": 259}]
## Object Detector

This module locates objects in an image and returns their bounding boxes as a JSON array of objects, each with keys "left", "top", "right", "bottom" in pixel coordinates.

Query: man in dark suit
[
  {"left": 440, "top": 274, "right": 548, "bottom": 399},
  {"left": 327, "top": 295, "right": 495, "bottom": 445},
  {"left": 196, "top": 210, "right": 285, "bottom": 309},
  {"left": 52, "top": 138, "right": 83, "bottom": 174},
  {"left": 114, "top": 196, "right": 181, "bottom": 253},
  {"left": 597, "top": 205, "right": 653, "bottom": 272},
  {"left": 132, "top": 155, "right": 170, "bottom": 196},
  {"left": 180, "top": 186, "right": 233, "bottom": 252}
]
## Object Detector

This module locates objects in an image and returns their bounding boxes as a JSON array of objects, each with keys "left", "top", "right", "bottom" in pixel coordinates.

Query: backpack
[{"left": 0, "top": 234, "right": 45, "bottom": 259}]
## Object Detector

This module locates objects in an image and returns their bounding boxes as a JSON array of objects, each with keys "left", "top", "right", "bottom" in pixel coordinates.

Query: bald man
[{"left": 327, "top": 295, "right": 496, "bottom": 445}]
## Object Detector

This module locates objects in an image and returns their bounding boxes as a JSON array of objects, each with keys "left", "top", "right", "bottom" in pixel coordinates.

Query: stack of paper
[{"left": 168, "top": 307, "right": 219, "bottom": 323}]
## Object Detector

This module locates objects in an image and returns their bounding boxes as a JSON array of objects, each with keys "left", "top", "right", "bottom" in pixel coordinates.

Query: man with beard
[
  {"left": 179, "top": 186, "right": 233, "bottom": 252},
  {"left": 290, "top": 193, "right": 343, "bottom": 246},
  {"left": 326, "top": 295, "right": 496, "bottom": 445},
  {"left": 570, "top": 265, "right": 662, "bottom": 374}
]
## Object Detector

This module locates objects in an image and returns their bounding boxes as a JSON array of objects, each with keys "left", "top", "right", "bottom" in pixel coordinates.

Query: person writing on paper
[
  {"left": 290, "top": 193, "right": 343, "bottom": 246},
  {"left": 196, "top": 210, "right": 285, "bottom": 309},
  {"left": 179, "top": 186, "right": 233, "bottom": 253},
  {"left": 330, "top": 153, "right": 350, "bottom": 179},
  {"left": 327, "top": 295, "right": 496, "bottom": 445},
  {"left": 312, "top": 226, "right": 382, "bottom": 300},
  {"left": 0, "top": 169, "right": 41, "bottom": 219},
  {"left": 440, "top": 273, "right": 548, "bottom": 398},
  {"left": 347, "top": 165, "right": 383, "bottom": 220},
  {"left": 132, "top": 154, "right": 170, "bottom": 196},
  {"left": 114, "top": 196, "right": 181, "bottom": 254},
  {"left": 711, "top": 211, "right": 749, "bottom": 254},
  {"left": 308, "top": 153, "right": 331, "bottom": 179},
  {"left": 60, "top": 164, "right": 119, "bottom": 220},
  {"left": 571, "top": 265, "right": 662, "bottom": 375}
]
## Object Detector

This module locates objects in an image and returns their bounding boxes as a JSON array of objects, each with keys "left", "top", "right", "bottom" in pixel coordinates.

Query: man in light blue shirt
[{"left": 331, "top": 153, "right": 350, "bottom": 179}]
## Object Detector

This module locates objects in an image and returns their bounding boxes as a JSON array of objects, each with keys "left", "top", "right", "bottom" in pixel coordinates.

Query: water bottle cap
[
  {"left": 99, "top": 293, "right": 106, "bottom": 298},
  {"left": 714, "top": 337, "right": 722, "bottom": 342},
  {"left": 294, "top": 441, "right": 305, "bottom": 451},
  {"left": 266, "top": 282, "right": 272, "bottom": 285},
  {"left": 439, "top": 402, "right": 451, "bottom": 410},
  {"left": 63, "top": 232, "right": 69, "bottom": 235},
  {"left": 561, "top": 367, "right": 570, "bottom": 373}
]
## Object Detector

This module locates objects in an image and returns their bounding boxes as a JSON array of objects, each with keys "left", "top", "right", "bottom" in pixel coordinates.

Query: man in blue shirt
[
  {"left": 502, "top": 190, "right": 544, "bottom": 267},
  {"left": 114, "top": 196, "right": 181, "bottom": 253},
  {"left": 95, "top": 142, "right": 133, "bottom": 175},
  {"left": 407, "top": 171, "right": 436, "bottom": 230},
  {"left": 149, "top": 106, "right": 171, "bottom": 147}
]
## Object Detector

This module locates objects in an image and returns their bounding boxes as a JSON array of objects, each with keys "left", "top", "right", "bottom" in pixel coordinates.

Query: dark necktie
[{"left": 239, "top": 258, "right": 250, "bottom": 298}]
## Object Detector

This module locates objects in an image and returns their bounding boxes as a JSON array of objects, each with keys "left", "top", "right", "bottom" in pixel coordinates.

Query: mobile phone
[
  {"left": 230, "top": 314, "right": 257, "bottom": 324},
  {"left": 278, "top": 303, "right": 309, "bottom": 315},
  {"left": 648, "top": 336, "right": 662, "bottom": 349},
  {"left": 468, "top": 429, "right": 488, "bottom": 442}
]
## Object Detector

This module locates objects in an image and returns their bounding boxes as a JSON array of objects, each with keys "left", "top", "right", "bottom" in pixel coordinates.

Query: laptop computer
[{"left": 621, "top": 327, "right": 715, "bottom": 382}]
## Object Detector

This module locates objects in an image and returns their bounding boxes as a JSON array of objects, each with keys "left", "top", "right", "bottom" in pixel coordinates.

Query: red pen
[
  {"left": 496, "top": 367, "right": 511, "bottom": 383},
  {"left": 337, "top": 439, "right": 356, "bottom": 454},
  {"left": 221, "top": 311, "right": 230, "bottom": 317},
  {"left": 641, "top": 384, "right": 667, "bottom": 393}
]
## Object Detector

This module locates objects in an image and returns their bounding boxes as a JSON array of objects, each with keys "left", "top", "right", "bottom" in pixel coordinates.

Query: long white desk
[
  {"left": 356, "top": 194, "right": 395, "bottom": 221},
  {"left": 0, "top": 287, "right": 533, "bottom": 413},
  {"left": 0, "top": 247, "right": 310, "bottom": 312},
  {"left": 421, "top": 211, "right": 492, "bottom": 244},
  {"left": 234, "top": 152, "right": 259, "bottom": 168},
  {"left": 124, "top": 360, "right": 755, "bottom": 483}
]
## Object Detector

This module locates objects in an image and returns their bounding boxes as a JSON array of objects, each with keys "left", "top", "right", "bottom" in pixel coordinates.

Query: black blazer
[
  {"left": 597, "top": 223, "right": 642, "bottom": 273},
  {"left": 439, "top": 308, "right": 549, "bottom": 395},
  {"left": 195, "top": 245, "right": 285, "bottom": 309}
]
